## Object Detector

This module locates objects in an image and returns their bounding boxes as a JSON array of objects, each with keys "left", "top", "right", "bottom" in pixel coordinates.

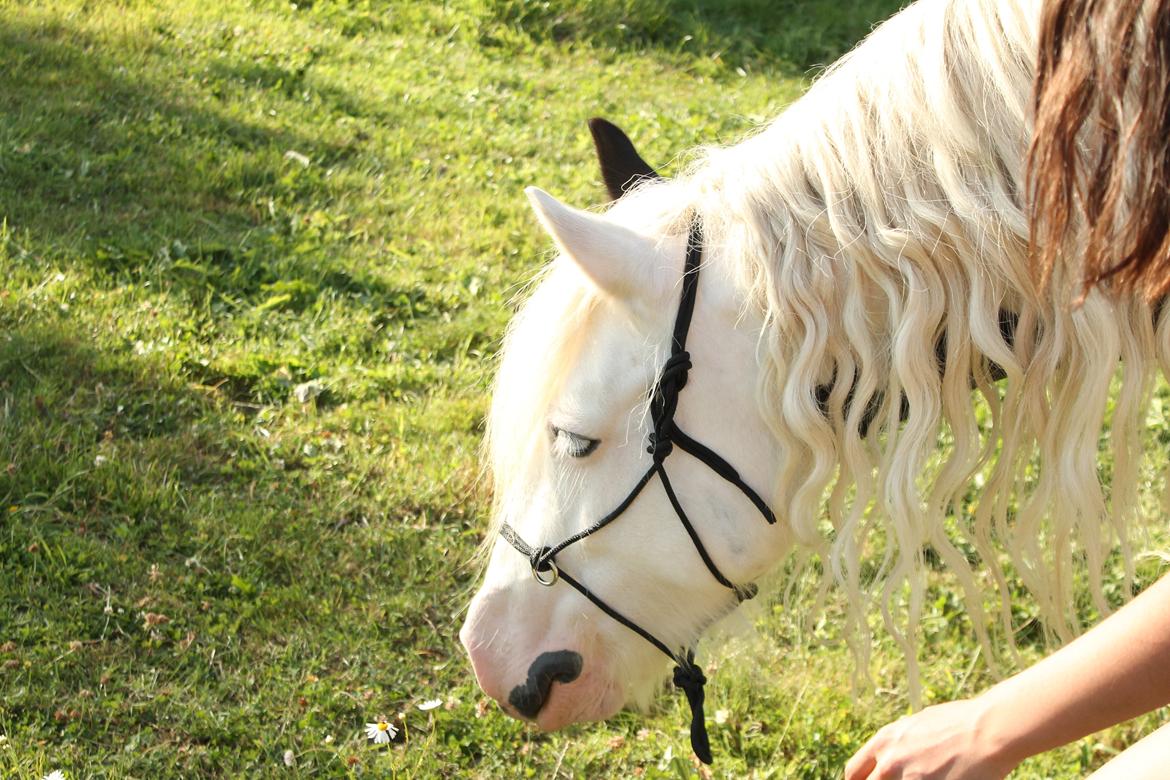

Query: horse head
[{"left": 459, "top": 120, "right": 790, "bottom": 736}]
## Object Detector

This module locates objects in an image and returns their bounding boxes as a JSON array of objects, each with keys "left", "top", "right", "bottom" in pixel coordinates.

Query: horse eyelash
[{"left": 548, "top": 425, "right": 601, "bottom": 458}]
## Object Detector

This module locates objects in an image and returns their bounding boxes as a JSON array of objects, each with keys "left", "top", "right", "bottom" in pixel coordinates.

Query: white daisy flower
[
  {"left": 364, "top": 720, "right": 397, "bottom": 744},
  {"left": 417, "top": 699, "right": 442, "bottom": 712},
  {"left": 44, "top": 772, "right": 66, "bottom": 780}
]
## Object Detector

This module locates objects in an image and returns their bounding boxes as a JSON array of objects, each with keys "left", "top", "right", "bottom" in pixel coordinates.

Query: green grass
[{"left": 1, "top": 0, "right": 1166, "bottom": 776}]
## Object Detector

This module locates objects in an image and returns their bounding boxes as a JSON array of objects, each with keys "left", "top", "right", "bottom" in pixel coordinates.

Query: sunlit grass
[{"left": 1, "top": 0, "right": 1166, "bottom": 777}]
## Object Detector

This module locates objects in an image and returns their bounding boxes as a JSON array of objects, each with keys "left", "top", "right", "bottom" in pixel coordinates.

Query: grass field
[{"left": 1, "top": 0, "right": 1167, "bottom": 777}]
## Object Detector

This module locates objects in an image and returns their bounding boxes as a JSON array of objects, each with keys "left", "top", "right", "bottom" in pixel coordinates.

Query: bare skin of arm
[{"left": 844, "top": 572, "right": 1170, "bottom": 780}]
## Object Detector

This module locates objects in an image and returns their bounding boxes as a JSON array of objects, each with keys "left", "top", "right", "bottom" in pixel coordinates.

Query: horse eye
[{"left": 549, "top": 425, "right": 600, "bottom": 458}]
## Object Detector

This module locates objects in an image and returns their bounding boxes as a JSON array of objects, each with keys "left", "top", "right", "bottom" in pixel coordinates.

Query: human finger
[{"left": 843, "top": 737, "right": 880, "bottom": 780}]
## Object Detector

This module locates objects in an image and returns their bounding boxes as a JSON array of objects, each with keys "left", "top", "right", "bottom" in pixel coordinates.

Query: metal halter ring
[{"left": 531, "top": 559, "right": 559, "bottom": 586}]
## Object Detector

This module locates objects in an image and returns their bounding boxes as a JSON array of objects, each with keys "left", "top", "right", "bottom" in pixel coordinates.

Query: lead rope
[
  {"left": 673, "top": 651, "right": 711, "bottom": 764},
  {"left": 497, "top": 216, "right": 776, "bottom": 765}
]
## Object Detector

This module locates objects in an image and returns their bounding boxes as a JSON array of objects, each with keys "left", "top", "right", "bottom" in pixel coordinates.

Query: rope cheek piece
[{"left": 498, "top": 217, "right": 777, "bottom": 765}]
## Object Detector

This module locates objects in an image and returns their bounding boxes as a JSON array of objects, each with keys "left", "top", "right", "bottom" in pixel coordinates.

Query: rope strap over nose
[{"left": 673, "top": 651, "right": 712, "bottom": 765}]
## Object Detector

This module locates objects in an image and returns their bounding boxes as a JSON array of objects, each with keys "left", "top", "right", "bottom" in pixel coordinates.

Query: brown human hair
[{"left": 1029, "top": 0, "right": 1170, "bottom": 300}]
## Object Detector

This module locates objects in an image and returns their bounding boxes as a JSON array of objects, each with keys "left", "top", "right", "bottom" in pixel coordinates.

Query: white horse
[{"left": 460, "top": 0, "right": 1166, "bottom": 761}]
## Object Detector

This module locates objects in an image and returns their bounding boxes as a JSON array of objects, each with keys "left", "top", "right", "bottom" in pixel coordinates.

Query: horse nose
[{"left": 508, "top": 650, "right": 583, "bottom": 719}]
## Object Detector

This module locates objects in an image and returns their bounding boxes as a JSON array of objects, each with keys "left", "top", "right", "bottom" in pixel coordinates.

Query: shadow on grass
[
  {"left": 0, "top": 320, "right": 478, "bottom": 775},
  {"left": 0, "top": 323, "right": 235, "bottom": 543},
  {"left": 0, "top": 17, "right": 419, "bottom": 308},
  {"left": 484, "top": 0, "right": 911, "bottom": 73},
  {"left": 0, "top": 20, "right": 282, "bottom": 248},
  {"left": 0, "top": 318, "right": 471, "bottom": 632},
  {"left": 0, "top": 14, "right": 469, "bottom": 406}
]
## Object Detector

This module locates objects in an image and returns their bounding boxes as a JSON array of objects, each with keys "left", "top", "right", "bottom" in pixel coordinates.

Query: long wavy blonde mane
[
  {"left": 490, "top": 0, "right": 1168, "bottom": 701},
  {"left": 692, "top": 0, "right": 1168, "bottom": 696}
]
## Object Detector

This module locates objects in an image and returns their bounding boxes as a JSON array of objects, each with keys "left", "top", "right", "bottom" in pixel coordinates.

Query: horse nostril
[{"left": 507, "top": 650, "right": 583, "bottom": 719}]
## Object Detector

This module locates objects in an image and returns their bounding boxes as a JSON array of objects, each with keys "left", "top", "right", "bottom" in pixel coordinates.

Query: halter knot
[
  {"left": 646, "top": 427, "right": 675, "bottom": 461},
  {"left": 659, "top": 350, "right": 692, "bottom": 391},
  {"left": 672, "top": 653, "right": 712, "bottom": 765},
  {"left": 647, "top": 351, "right": 692, "bottom": 463},
  {"left": 672, "top": 656, "right": 706, "bottom": 691},
  {"left": 734, "top": 582, "right": 759, "bottom": 602}
]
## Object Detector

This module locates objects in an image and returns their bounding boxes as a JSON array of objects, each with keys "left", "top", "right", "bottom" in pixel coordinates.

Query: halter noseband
[{"left": 497, "top": 217, "right": 777, "bottom": 765}]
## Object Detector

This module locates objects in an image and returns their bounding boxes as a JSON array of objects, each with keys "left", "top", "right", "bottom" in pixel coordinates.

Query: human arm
[{"left": 843, "top": 571, "right": 1170, "bottom": 780}]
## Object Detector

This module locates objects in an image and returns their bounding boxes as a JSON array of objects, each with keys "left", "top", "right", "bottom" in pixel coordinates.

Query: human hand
[{"left": 843, "top": 697, "right": 1019, "bottom": 780}]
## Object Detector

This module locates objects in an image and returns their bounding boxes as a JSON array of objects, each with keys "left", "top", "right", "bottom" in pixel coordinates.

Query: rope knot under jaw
[{"left": 672, "top": 654, "right": 712, "bottom": 765}]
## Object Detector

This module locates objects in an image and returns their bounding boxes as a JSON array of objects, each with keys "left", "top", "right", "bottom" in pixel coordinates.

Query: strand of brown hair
[{"left": 1028, "top": 0, "right": 1170, "bottom": 301}]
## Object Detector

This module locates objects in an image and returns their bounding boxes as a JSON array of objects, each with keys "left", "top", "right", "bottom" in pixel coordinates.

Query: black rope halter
[{"left": 498, "top": 217, "right": 777, "bottom": 765}]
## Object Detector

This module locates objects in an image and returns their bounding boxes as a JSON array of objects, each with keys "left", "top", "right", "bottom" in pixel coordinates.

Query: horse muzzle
[{"left": 459, "top": 589, "right": 623, "bottom": 730}]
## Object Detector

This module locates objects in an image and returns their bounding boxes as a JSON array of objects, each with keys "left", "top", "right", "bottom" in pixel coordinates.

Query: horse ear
[
  {"left": 589, "top": 117, "right": 661, "bottom": 200},
  {"left": 525, "top": 186, "right": 661, "bottom": 299}
]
